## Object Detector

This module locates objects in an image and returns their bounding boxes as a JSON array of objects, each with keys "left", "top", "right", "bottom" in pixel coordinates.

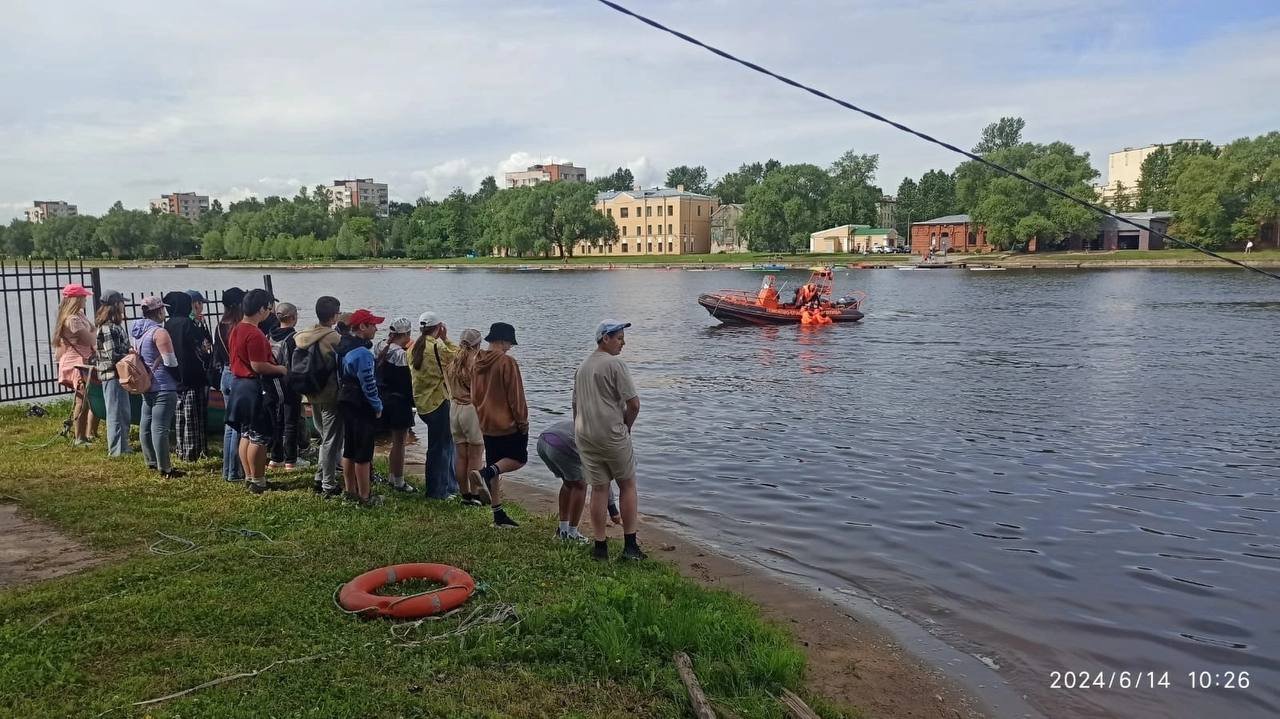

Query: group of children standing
[{"left": 53, "top": 282, "right": 647, "bottom": 558}]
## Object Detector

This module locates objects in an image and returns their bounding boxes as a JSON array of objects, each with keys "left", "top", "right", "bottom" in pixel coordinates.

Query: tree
[
  {"left": 972, "top": 116, "right": 1026, "bottom": 155},
  {"left": 738, "top": 163, "right": 831, "bottom": 253},
  {"left": 592, "top": 167, "right": 635, "bottom": 192},
  {"left": 473, "top": 175, "right": 499, "bottom": 203},
  {"left": 335, "top": 217, "right": 377, "bottom": 258},
  {"left": 201, "top": 230, "right": 225, "bottom": 259},
  {"left": 895, "top": 170, "right": 959, "bottom": 233},
  {"left": 1135, "top": 141, "right": 1217, "bottom": 211},
  {"left": 665, "top": 165, "right": 710, "bottom": 193},
  {"left": 711, "top": 160, "right": 779, "bottom": 204},
  {"left": 824, "top": 150, "right": 881, "bottom": 227},
  {"left": 222, "top": 225, "right": 247, "bottom": 258},
  {"left": 970, "top": 141, "right": 1100, "bottom": 250},
  {"left": 549, "top": 182, "right": 617, "bottom": 257},
  {"left": 1110, "top": 181, "right": 1134, "bottom": 212},
  {"left": 94, "top": 202, "right": 151, "bottom": 258}
]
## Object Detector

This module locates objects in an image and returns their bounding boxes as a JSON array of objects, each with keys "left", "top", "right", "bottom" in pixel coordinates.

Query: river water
[{"left": 92, "top": 266, "right": 1280, "bottom": 717}]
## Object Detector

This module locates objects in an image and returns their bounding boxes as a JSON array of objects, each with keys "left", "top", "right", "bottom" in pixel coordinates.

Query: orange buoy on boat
[{"left": 338, "top": 563, "right": 475, "bottom": 619}]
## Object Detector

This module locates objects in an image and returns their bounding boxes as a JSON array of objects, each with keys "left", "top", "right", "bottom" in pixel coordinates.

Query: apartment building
[
  {"left": 504, "top": 163, "right": 587, "bottom": 188},
  {"left": 24, "top": 200, "right": 77, "bottom": 223},
  {"left": 580, "top": 186, "right": 716, "bottom": 256},
  {"left": 150, "top": 192, "right": 210, "bottom": 221},
  {"left": 322, "top": 178, "right": 389, "bottom": 216},
  {"left": 1094, "top": 139, "right": 1210, "bottom": 204}
]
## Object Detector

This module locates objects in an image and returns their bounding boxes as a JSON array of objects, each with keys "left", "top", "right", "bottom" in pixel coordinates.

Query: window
[
  {"left": 607, "top": 208, "right": 613, "bottom": 217},
  {"left": 697, "top": 205, "right": 701, "bottom": 216},
  {"left": 667, "top": 224, "right": 672, "bottom": 234},
  {"left": 621, "top": 226, "right": 627, "bottom": 236},
  {"left": 968, "top": 232, "right": 976, "bottom": 245},
  {"left": 645, "top": 206, "right": 652, "bottom": 217},
  {"left": 648, "top": 242, "right": 653, "bottom": 253},
  {"left": 622, "top": 242, "right": 628, "bottom": 253},
  {"left": 647, "top": 225, "right": 652, "bottom": 235},
  {"left": 667, "top": 241, "right": 673, "bottom": 252},
  {"left": 658, "top": 205, "right": 664, "bottom": 216},
  {"left": 636, "top": 226, "right": 641, "bottom": 236},
  {"left": 620, "top": 207, "right": 629, "bottom": 218}
]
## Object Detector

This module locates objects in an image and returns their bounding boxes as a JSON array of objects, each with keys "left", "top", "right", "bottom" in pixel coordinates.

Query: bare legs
[{"left": 342, "top": 458, "right": 371, "bottom": 500}]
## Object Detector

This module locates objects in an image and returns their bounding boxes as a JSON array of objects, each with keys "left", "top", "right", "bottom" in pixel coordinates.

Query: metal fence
[
  {"left": 0, "top": 261, "right": 274, "bottom": 403},
  {"left": 0, "top": 260, "right": 96, "bottom": 402}
]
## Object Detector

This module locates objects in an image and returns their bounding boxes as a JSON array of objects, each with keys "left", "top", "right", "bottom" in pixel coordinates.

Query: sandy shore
[{"left": 487, "top": 472, "right": 1043, "bottom": 719}]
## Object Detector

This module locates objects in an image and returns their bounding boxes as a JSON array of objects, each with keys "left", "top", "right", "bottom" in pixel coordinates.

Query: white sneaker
[
  {"left": 285, "top": 459, "right": 310, "bottom": 470},
  {"left": 267, "top": 460, "right": 285, "bottom": 469}
]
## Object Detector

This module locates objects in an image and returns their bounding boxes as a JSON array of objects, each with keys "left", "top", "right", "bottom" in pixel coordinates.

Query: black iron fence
[
  {"left": 0, "top": 260, "right": 96, "bottom": 402},
  {"left": 0, "top": 260, "right": 273, "bottom": 403}
]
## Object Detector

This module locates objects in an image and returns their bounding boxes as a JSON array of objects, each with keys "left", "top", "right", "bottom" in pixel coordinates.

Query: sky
[{"left": 2, "top": 0, "right": 1279, "bottom": 220}]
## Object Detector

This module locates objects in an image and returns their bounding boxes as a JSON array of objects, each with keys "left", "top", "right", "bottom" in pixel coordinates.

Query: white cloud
[{"left": 1, "top": 1, "right": 1277, "bottom": 219}]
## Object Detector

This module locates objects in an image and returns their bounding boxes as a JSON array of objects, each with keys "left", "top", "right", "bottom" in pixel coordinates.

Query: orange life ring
[{"left": 338, "top": 563, "right": 475, "bottom": 619}]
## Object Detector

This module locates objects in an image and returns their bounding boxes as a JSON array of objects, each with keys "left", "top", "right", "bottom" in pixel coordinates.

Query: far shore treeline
[{"left": 4, "top": 119, "right": 1277, "bottom": 261}]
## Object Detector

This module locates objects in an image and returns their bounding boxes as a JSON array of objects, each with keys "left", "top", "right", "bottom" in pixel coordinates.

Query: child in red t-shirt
[{"left": 225, "top": 289, "right": 286, "bottom": 493}]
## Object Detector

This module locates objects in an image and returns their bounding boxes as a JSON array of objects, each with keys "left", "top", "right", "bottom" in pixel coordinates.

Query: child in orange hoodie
[{"left": 469, "top": 322, "right": 527, "bottom": 528}]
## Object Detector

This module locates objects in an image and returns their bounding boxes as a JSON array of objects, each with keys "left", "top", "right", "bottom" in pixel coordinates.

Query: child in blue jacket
[{"left": 338, "top": 309, "right": 385, "bottom": 506}]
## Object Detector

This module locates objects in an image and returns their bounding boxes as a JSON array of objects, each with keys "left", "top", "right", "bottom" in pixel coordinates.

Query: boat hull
[{"left": 698, "top": 293, "right": 864, "bottom": 325}]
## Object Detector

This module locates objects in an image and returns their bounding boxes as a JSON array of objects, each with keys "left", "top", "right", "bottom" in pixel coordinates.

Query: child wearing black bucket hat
[{"left": 470, "top": 322, "right": 527, "bottom": 528}]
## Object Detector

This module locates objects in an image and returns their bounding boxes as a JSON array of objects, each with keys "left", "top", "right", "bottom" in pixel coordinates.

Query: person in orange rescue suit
[{"left": 756, "top": 276, "right": 779, "bottom": 309}]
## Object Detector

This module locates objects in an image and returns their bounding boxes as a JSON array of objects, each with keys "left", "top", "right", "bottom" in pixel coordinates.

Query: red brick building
[{"left": 909, "top": 214, "right": 992, "bottom": 255}]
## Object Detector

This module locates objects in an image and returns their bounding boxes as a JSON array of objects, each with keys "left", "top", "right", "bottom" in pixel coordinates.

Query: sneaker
[
  {"left": 464, "top": 495, "right": 485, "bottom": 507},
  {"left": 225, "top": 475, "right": 245, "bottom": 483},
  {"left": 312, "top": 481, "right": 324, "bottom": 494},
  {"left": 493, "top": 510, "right": 520, "bottom": 529},
  {"left": 558, "top": 528, "right": 590, "bottom": 544},
  {"left": 391, "top": 481, "right": 417, "bottom": 493},
  {"left": 268, "top": 460, "right": 285, "bottom": 469},
  {"left": 160, "top": 468, "right": 186, "bottom": 479},
  {"left": 322, "top": 486, "right": 344, "bottom": 499},
  {"left": 248, "top": 481, "right": 269, "bottom": 495},
  {"left": 619, "top": 545, "right": 648, "bottom": 562},
  {"left": 592, "top": 543, "right": 609, "bottom": 562},
  {"left": 72, "top": 438, "right": 92, "bottom": 448},
  {"left": 284, "top": 459, "right": 310, "bottom": 470},
  {"left": 361, "top": 495, "right": 385, "bottom": 508}
]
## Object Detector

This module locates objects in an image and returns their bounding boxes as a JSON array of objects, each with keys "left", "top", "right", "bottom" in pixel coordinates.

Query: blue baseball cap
[{"left": 595, "top": 319, "right": 631, "bottom": 342}]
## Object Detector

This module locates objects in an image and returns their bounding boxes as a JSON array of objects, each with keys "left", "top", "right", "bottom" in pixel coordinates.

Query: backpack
[
  {"left": 269, "top": 330, "right": 292, "bottom": 367},
  {"left": 116, "top": 328, "right": 159, "bottom": 395},
  {"left": 288, "top": 333, "right": 336, "bottom": 397}
]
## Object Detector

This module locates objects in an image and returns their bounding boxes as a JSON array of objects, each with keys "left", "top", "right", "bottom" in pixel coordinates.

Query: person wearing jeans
[
  {"left": 132, "top": 295, "right": 184, "bottom": 479},
  {"left": 94, "top": 289, "right": 133, "bottom": 456},
  {"left": 215, "top": 288, "right": 246, "bottom": 482},
  {"left": 220, "top": 367, "right": 243, "bottom": 481},
  {"left": 409, "top": 311, "right": 459, "bottom": 499},
  {"left": 141, "top": 391, "right": 177, "bottom": 474}
]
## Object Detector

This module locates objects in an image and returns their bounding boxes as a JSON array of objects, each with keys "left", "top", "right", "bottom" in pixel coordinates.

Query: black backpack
[{"left": 289, "top": 334, "right": 336, "bottom": 397}]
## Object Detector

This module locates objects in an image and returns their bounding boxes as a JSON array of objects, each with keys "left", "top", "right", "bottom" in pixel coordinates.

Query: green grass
[{"left": 0, "top": 403, "right": 855, "bottom": 718}]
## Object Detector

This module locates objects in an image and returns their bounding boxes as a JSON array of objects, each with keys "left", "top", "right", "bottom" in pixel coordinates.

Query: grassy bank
[{"left": 0, "top": 404, "right": 853, "bottom": 718}]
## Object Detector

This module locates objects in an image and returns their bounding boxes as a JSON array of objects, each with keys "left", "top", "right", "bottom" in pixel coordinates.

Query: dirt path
[
  {"left": 498, "top": 479, "right": 999, "bottom": 719},
  {"left": 0, "top": 504, "right": 102, "bottom": 589}
]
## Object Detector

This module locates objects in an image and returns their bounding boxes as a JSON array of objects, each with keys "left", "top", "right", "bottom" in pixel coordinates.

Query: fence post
[
  {"left": 262, "top": 274, "right": 274, "bottom": 300},
  {"left": 90, "top": 267, "right": 102, "bottom": 315}
]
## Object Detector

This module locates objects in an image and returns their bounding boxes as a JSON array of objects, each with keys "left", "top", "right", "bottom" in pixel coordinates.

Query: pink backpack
[{"left": 116, "top": 328, "right": 159, "bottom": 394}]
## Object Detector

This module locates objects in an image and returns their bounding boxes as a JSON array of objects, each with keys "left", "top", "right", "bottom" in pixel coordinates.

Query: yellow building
[
  {"left": 578, "top": 186, "right": 717, "bottom": 256},
  {"left": 1094, "top": 139, "right": 1209, "bottom": 204}
]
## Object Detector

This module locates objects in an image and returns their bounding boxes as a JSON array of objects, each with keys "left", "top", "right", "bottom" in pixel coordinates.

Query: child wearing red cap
[{"left": 337, "top": 309, "right": 385, "bottom": 506}]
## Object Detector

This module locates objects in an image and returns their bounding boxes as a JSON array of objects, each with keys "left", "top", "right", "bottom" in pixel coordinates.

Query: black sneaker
[
  {"left": 390, "top": 481, "right": 417, "bottom": 493},
  {"left": 322, "top": 486, "right": 343, "bottom": 499},
  {"left": 312, "top": 481, "right": 324, "bottom": 494},
  {"left": 248, "top": 481, "right": 268, "bottom": 495},
  {"left": 161, "top": 469, "right": 186, "bottom": 479},
  {"left": 493, "top": 510, "right": 520, "bottom": 529},
  {"left": 619, "top": 545, "right": 648, "bottom": 562},
  {"left": 592, "top": 543, "right": 609, "bottom": 562}
]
